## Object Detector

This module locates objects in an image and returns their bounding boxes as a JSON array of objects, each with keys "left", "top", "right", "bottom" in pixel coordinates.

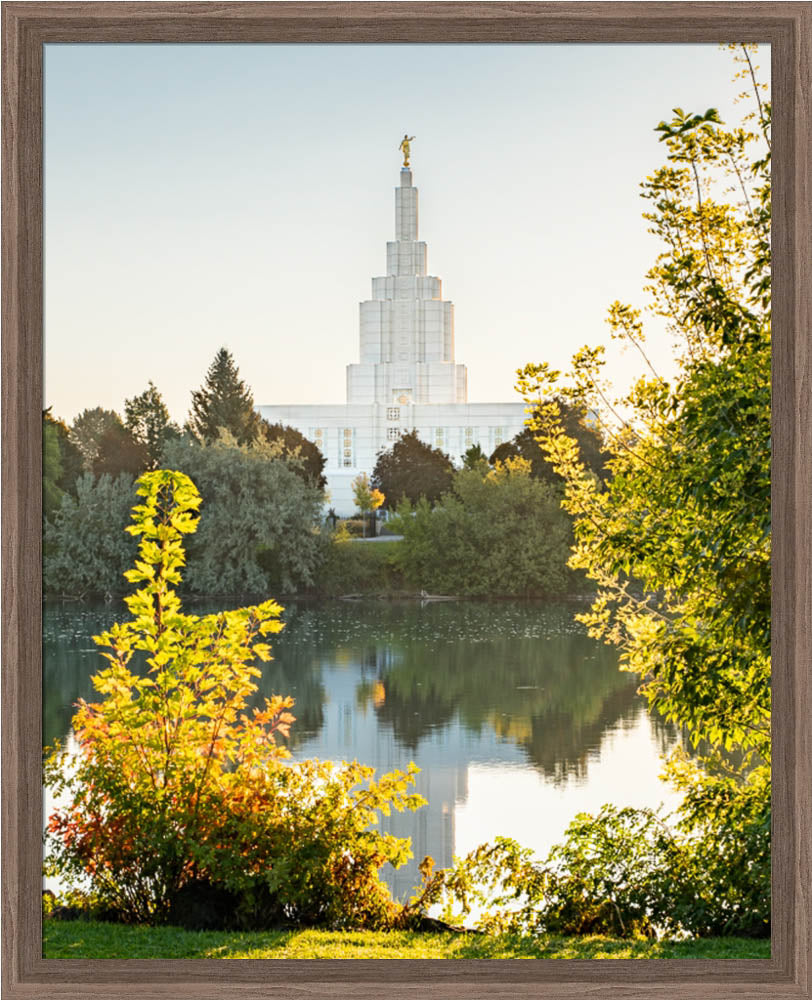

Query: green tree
[
  {"left": 389, "top": 458, "right": 572, "bottom": 597},
  {"left": 162, "top": 434, "right": 326, "bottom": 595},
  {"left": 44, "top": 470, "right": 425, "bottom": 928},
  {"left": 518, "top": 70, "right": 770, "bottom": 761},
  {"left": 43, "top": 408, "right": 84, "bottom": 497},
  {"left": 43, "top": 421, "right": 64, "bottom": 522},
  {"left": 490, "top": 403, "right": 606, "bottom": 485},
  {"left": 189, "top": 348, "right": 260, "bottom": 446},
  {"left": 371, "top": 430, "right": 454, "bottom": 510},
  {"left": 70, "top": 407, "right": 124, "bottom": 471},
  {"left": 509, "top": 45, "right": 770, "bottom": 934},
  {"left": 124, "top": 381, "right": 178, "bottom": 469},
  {"left": 92, "top": 423, "right": 149, "bottom": 479},
  {"left": 259, "top": 419, "right": 327, "bottom": 489},
  {"left": 44, "top": 473, "right": 138, "bottom": 597}
]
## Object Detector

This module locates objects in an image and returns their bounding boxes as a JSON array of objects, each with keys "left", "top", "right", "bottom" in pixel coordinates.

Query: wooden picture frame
[{"left": 2, "top": 2, "right": 810, "bottom": 996}]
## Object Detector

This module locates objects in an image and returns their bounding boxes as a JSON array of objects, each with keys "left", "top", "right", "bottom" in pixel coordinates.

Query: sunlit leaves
[
  {"left": 516, "top": 49, "right": 771, "bottom": 765},
  {"left": 44, "top": 470, "right": 425, "bottom": 929}
]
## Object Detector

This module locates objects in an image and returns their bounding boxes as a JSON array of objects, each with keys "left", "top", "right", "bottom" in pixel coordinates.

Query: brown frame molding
[{"left": 2, "top": 3, "right": 810, "bottom": 997}]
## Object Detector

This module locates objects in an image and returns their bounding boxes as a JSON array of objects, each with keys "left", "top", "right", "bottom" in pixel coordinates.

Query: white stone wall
[{"left": 257, "top": 402, "right": 529, "bottom": 516}]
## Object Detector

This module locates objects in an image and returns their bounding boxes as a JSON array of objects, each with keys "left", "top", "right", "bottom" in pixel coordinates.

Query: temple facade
[{"left": 258, "top": 165, "right": 527, "bottom": 516}]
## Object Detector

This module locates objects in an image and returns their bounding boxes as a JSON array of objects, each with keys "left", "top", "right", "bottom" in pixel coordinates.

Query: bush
[
  {"left": 417, "top": 764, "right": 769, "bottom": 939},
  {"left": 389, "top": 459, "right": 572, "bottom": 597},
  {"left": 314, "top": 537, "right": 405, "bottom": 596},
  {"left": 44, "top": 469, "right": 425, "bottom": 929}
]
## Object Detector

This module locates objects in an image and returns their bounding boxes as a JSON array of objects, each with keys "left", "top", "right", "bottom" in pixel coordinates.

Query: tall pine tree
[
  {"left": 188, "top": 348, "right": 260, "bottom": 446},
  {"left": 125, "top": 381, "right": 177, "bottom": 469}
]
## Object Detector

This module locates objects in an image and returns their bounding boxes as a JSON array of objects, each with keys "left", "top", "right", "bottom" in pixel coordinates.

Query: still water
[{"left": 43, "top": 598, "right": 683, "bottom": 901}]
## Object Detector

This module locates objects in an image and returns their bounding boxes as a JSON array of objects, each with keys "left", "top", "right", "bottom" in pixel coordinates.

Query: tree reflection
[{"left": 44, "top": 598, "right": 676, "bottom": 784}]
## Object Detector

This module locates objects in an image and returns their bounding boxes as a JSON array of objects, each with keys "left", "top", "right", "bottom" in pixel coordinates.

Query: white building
[{"left": 258, "top": 164, "right": 528, "bottom": 515}]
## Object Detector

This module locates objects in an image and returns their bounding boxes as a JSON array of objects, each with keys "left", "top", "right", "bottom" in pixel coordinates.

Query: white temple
[{"left": 258, "top": 163, "right": 527, "bottom": 516}]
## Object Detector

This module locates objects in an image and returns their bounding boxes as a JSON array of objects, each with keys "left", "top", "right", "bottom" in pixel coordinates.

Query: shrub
[
  {"left": 44, "top": 469, "right": 425, "bottom": 929},
  {"left": 389, "top": 459, "right": 572, "bottom": 597},
  {"left": 315, "top": 536, "right": 405, "bottom": 596},
  {"left": 416, "top": 764, "right": 769, "bottom": 939}
]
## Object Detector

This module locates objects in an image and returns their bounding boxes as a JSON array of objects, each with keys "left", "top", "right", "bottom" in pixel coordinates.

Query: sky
[{"left": 43, "top": 42, "right": 769, "bottom": 426}]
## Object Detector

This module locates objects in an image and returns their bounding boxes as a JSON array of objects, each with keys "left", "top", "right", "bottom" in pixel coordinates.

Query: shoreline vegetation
[
  {"left": 44, "top": 534, "right": 594, "bottom": 604},
  {"left": 43, "top": 921, "right": 770, "bottom": 961}
]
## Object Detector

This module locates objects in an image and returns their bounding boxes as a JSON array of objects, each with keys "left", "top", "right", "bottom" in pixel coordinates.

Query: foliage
[
  {"left": 44, "top": 472, "right": 138, "bottom": 597},
  {"left": 490, "top": 402, "right": 607, "bottom": 485},
  {"left": 416, "top": 751, "right": 769, "bottom": 939},
  {"left": 93, "top": 423, "right": 149, "bottom": 479},
  {"left": 162, "top": 434, "right": 326, "bottom": 595},
  {"left": 506, "top": 45, "right": 771, "bottom": 936},
  {"left": 516, "top": 48, "right": 771, "bottom": 762},
  {"left": 124, "top": 381, "right": 179, "bottom": 470},
  {"left": 44, "top": 408, "right": 84, "bottom": 498},
  {"left": 371, "top": 430, "right": 454, "bottom": 510},
  {"left": 43, "top": 420, "right": 65, "bottom": 522},
  {"left": 336, "top": 518, "right": 365, "bottom": 538},
  {"left": 189, "top": 347, "right": 261, "bottom": 446},
  {"left": 352, "top": 472, "right": 385, "bottom": 515},
  {"left": 259, "top": 420, "right": 327, "bottom": 489},
  {"left": 461, "top": 443, "right": 488, "bottom": 471},
  {"left": 70, "top": 407, "right": 125, "bottom": 471},
  {"left": 44, "top": 470, "right": 425, "bottom": 929},
  {"left": 314, "top": 537, "right": 404, "bottom": 597},
  {"left": 388, "top": 458, "right": 572, "bottom": 597}
]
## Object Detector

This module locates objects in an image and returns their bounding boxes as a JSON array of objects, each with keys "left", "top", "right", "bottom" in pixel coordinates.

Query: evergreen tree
[
  {"left": 189, "top": 348, "right": 260, "bottom": 446},
  {"left": 124, "top": 381, "right": 178, "bottom": 469},
  {"left": 461, "top": 443, "right": 488, "bottom": 472}
]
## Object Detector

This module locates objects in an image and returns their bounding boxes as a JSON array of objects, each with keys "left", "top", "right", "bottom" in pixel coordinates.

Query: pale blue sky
[{"left": 44, "top": 43, "right": 769, "bottom": 425}]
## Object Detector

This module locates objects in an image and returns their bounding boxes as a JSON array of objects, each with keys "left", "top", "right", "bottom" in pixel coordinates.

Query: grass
[{"left": 43, "top": 921, "right": 770, "bottom": 960}]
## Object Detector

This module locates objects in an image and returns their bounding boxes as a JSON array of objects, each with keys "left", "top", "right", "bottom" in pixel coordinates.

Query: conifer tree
[
  {"left": 124, "top": 381, "right": 177, "bottom": 469},
  {"left": 188, "top": 348, "right": 260, "bottom": 446}
]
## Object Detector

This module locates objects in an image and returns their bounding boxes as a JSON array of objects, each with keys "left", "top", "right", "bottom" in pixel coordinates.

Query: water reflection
[{"left": 43, "top": 598, "right": 681, "bottom": 901}]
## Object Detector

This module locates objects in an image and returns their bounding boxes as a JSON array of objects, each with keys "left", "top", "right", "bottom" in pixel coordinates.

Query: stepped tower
[{"left": 346, "top": 167, "right": 468, "bottom": 406}]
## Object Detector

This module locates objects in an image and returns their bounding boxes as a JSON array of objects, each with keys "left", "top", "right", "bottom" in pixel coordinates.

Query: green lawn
[{"left": 43, "top": 921, "right": 770, "bottom": 960}]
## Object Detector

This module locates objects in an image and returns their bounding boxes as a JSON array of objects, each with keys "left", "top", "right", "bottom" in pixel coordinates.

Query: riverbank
[{"left": 43, "top": 921, "right": 769, "bottom": 959}]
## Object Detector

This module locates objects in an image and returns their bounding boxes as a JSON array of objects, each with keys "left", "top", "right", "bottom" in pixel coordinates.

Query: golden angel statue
[{"left": 399, "top": 134, "right": 415, "bottom": 167}]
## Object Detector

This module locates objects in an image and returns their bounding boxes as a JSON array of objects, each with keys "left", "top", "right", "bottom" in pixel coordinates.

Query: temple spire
[{"left": 395, "top": 166, "right": 418, "bottom": 242}]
